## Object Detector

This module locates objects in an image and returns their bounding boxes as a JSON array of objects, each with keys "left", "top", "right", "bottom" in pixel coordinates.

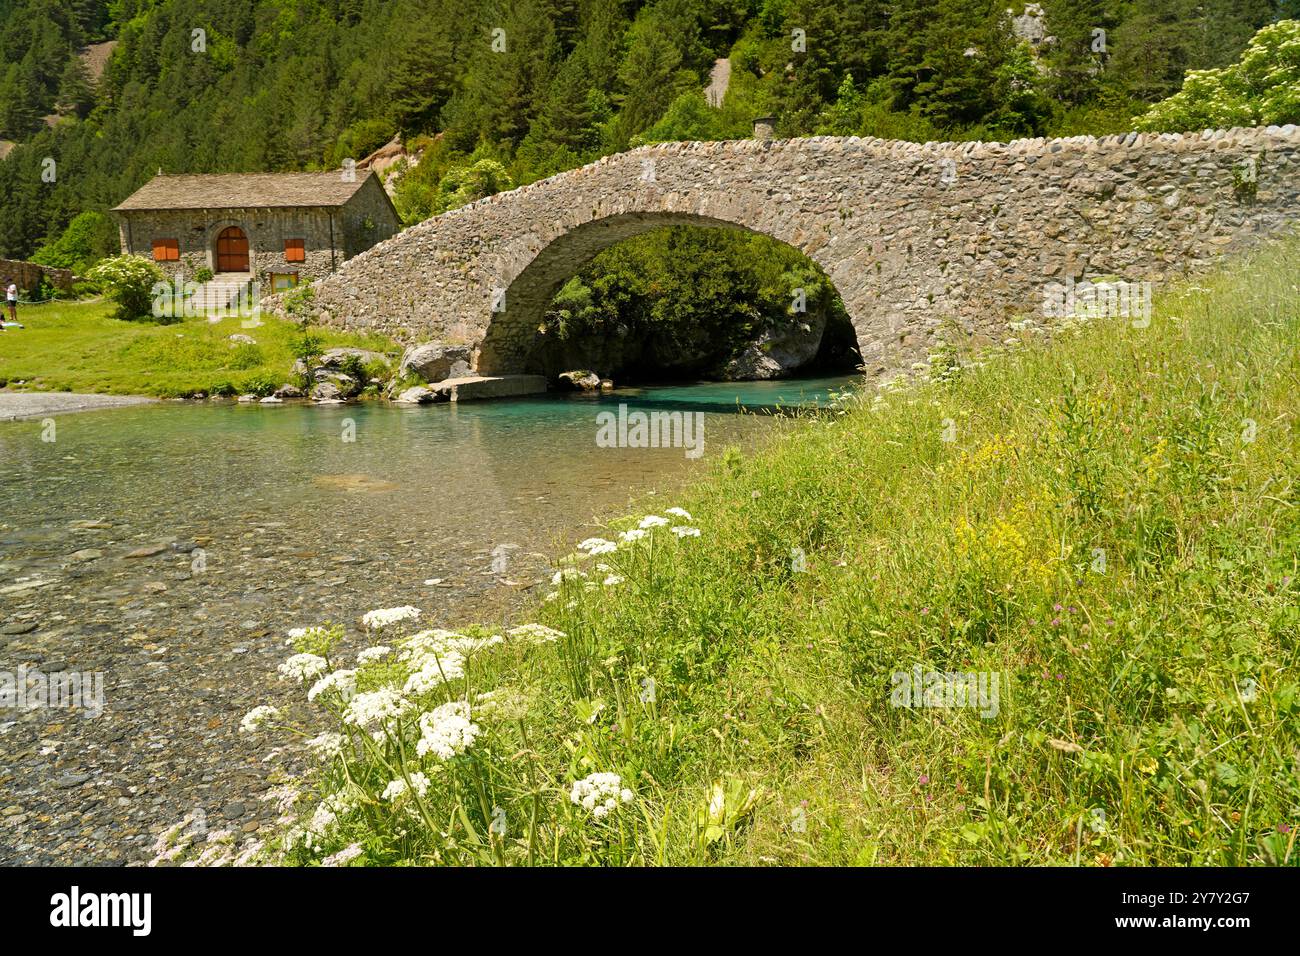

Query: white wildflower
[
  {"left": 570, "top": 772, "right": 635, "bottom": 820},
  {"left": 321, "top": 843, "right": 363, "bottom": 867},
  {"left": 578, "top": 537, "right": 618, "bottom": 555},
  {"left": 638, "top": 515, "right": 670, "bottom": 529},
  {"left": 361, "top": 606, "right": 421, "bottom": 630},
  {"left": 306, "top": 732, "right": 345, "bottom": 758},
  {"left": 232, "top": 840, "right": 264, "bottom": 867},
  {"left": 416, "top": 701, "right": 482, "bottom": 760},
  {"left": 670, "top": 526, "right": 701, "bottom": 538},
  {"left": 382, "top": 772, "right": 431, "bottom": 801},
  {"left": 507, "top": 623, "right": 566, "bottom": 644},
  {"left": 619, "top": 528, "right": 647, "bottom": 544},
  {"left": 343, "top": 689, "right": 411, "bottom": 728},
  {"left": 260, "top": 785, "right": 300, "bottom": 815},
  {"left": 357, "top": 646, "right": 392, "bottom": 665},
  {"left": 603, "top": 574, "right": 625, "bottom": 586},
  {"left": 239, "top": 705, "right": 278, "bottom": 734},
  {"left": 665, "top": 507, "right": 692, "bottom": 520},
  {"left": 277, "top": 653, "right": 328, "bottom": 683},
  {"left": 403, "top": 649, "right": 466, "bottom": 695},
  {"left": 552, "top": 567, "right": 588, "bottom": 585},
  {"left": 307, "top": 669, "right": 356, "bottom": 703},
  {"left": 400, "top": 628, "right": 462, "bottom": 659}
]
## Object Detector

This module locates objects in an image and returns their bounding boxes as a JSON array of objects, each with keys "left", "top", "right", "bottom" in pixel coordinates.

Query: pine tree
[
  {"left": 1040, "top": 0, "right": 1108, "bottom": 107},
  {"left": 56, "top": 55, "right": 95, "bottom": 118},
  {"left": 386, "top": 9, "right": 456, "bottom": 134},
  {"left": 616, "top": 14, "right": 688, "bottom": 135},
  {"left": 0, "top": 63, "right": 41, "bottom": 138}
]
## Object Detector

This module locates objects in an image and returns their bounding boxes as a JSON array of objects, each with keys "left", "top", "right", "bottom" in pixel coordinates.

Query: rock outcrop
[
  {"left": 397, "top": 342, "right": 474, "bottom": 383},
  {"left": 557, "top": 369, "right": 602, "bottom": 390}
]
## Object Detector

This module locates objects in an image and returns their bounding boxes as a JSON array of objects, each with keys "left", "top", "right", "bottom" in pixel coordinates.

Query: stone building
[{"left": 112, "top": 170, "right": 400, "bottom": 295}]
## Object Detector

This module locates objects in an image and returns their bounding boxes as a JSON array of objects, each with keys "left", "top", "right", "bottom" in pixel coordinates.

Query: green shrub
[
  {"left": 85, "top": 255, "right": 166, "bottom": 321},
  {"left": 236, "top": 370, "right": 279, "bottom": 397}
]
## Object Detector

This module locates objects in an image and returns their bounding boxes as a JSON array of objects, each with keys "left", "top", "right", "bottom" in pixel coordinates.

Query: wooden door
[{"left": 216, "top": 227, "right": 249, "bottom": 272}]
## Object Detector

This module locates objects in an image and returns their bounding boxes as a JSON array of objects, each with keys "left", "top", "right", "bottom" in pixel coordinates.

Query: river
[{"left": 0, "top": 375, "right": 854, "bottom": 863}]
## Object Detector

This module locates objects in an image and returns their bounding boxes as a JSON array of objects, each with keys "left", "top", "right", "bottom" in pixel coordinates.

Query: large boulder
[
  {"left": 292, "top": 348, "right": 392, "bottom": 383},
  {"left": 318, "top": 347, "right": 390, "bottom": 370},
  {"left": 394, "top": 384, "right": 450, "bottom": 405},
  {"left": 310, "top": 380, "right": 343, "bottom": 402},
  {"left": 398, "top": 342, "right": 474, "bottom": 383},
  {"left": 312, "top": 370, "right": 362, "bottom": 398},
  {"left": 719, "top": 312, "right": 829, "bottom": 381},
  {"left": 557, "top": 369, "right": 601, "bottom": 391}
]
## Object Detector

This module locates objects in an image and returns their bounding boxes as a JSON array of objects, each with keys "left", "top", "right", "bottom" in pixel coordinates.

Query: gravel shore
[{"left": 0, "top": 392, "right": 156, "bottom": 422}]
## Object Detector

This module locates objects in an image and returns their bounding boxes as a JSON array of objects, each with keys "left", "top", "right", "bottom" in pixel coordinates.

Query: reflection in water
[{"left": 0, "top": 375, "right": 858, "bottom": 623}]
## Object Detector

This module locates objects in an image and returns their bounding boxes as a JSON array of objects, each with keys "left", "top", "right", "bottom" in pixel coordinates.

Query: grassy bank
[
  {"left": 204, "top": 239, "right": 1300, "bottom": 869},
  {"left": 0, "top": 299, "right": 396, "bottom": 397}
]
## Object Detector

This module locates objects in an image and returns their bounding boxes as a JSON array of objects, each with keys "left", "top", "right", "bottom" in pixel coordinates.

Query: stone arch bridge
[{"left": 286, "top": 125, "right": 1300, "bottom": 378}]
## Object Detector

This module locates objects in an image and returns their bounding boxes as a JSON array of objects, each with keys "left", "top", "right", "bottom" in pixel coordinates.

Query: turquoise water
[
  {"left": 0, "top": 375, "right": 858, "bottom": 625},
  {"left": 0, "top": 374, "right": 857, "bottom": 865}
]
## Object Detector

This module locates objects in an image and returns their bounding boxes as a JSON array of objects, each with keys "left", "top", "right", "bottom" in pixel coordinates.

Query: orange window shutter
[
  {"left": 152, "top": 238, "right": 179, "bottom": 261},
  {"left": 285, "top": 238, "right": 305, "bottom": 262}
]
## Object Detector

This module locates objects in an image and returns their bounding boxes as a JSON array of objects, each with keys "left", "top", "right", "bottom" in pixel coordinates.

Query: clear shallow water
[
  {"left": 0, "top": 374, "right": 858, "bottom": 624},
  {"left": 0, "top": 375, "right": 856, "bottom": 864}
]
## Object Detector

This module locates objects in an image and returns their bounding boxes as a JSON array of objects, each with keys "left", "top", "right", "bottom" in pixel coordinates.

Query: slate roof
[{"left": 113, "top": 171, "right": 376, "bottom": 211}]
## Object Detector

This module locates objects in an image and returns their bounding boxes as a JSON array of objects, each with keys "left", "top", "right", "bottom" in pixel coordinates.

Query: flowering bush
[
  {"left": 85, "top": 254, "right": 166, "bottom": 321},
  {"left": 1138, "top": 20, "right": 1300, "bottom": 132},
  {"left": 188, "top": 505, "right": 720, "bottom": 867}
]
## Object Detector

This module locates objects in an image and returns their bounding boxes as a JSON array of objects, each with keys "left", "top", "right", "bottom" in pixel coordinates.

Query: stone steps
[
  {"left": 395, "top": 375, "right": 547, "bottom": 404},
  {"left": 191, "top": 275, "right": 253, "bottom": 315}
]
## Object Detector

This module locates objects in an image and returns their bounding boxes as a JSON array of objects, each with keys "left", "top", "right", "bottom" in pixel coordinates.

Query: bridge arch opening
[{"left": 476, "top": 213, "right": 861, "bottom": 382}]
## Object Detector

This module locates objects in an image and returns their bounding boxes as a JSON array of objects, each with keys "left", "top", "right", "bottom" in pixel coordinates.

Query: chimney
[{"left": 752, "top": 115, "right": 777, "bottom": 142}]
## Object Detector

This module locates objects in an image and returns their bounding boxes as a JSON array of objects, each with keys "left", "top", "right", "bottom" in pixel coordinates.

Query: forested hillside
[{"left": 1, "top": 0, "right": 1296, "bottom": 362}]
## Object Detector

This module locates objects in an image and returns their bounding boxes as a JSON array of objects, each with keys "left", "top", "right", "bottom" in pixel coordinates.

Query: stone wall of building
[
  {"left": 340, "top": 175, "right": 401, "bottom": 257},
  {"left": 276, "top": 125, "right": 1300, "bottom": 377},
  {"left": 116, "top": 186, "right": 398, "bottom": 294},
  {"left": 118, "top": 206, "right": 339, "bottom": 288},
  {"left": 0, "top": 258, "right": 75, "bottom": 294}
]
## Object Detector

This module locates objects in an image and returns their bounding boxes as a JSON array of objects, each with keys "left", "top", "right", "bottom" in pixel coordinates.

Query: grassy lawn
[
  {"left": 0, "top": 299, "right": 397, "bottom": 397},
  {"left": 210, "top": 236, "right": 1300, "bottom": 868}
]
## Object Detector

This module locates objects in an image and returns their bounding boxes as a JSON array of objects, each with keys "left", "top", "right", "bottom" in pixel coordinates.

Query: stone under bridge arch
[{"left": 282, "top": 126, "right": 1300, "bottom": 381}]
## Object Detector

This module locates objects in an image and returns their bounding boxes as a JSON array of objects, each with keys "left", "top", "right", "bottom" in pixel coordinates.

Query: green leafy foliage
[
  {"left": 1, "top": 1, "right": 1291, "bottom": 265},
  {"left": 1137, "top": 19, "right": 1300, "bottom": 131},
  {"left": 84, "top": 253, "right": 164, "bottom": 321}
]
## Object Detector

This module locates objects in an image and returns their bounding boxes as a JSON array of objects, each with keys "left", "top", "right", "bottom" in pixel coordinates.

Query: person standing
[{"left": 4, "top": 279, "right": 16, "bottom": 327}]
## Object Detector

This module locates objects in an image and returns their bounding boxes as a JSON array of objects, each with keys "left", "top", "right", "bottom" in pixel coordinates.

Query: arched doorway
[{"left": 215, "top": 226, "right": 250, "bottom": 273}]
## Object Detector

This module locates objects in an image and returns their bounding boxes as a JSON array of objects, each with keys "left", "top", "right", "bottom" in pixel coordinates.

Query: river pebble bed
[{"left": 0, "top": 386, "right": 836, "bottom": 864}]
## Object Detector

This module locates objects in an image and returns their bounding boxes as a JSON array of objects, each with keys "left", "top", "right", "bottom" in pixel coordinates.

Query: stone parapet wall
[
  {"left": 0, "top": 258, "right": 75, "bottom": 294},
  {"left": 278, "top": 125, "right": 1300, "bottom": 376}
]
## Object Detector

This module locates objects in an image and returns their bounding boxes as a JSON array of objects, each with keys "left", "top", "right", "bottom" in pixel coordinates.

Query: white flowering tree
[
  {"left": 1137, "top": 20, "right": 1300, "bottom": 132},
  {"left": 85, "top": 254, "right": 166, "bottom": 322}
]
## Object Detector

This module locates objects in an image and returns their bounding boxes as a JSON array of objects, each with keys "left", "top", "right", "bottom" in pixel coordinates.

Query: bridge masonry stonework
[{"left": 279, "top": 126, "right": 1300, "bottom": 378}]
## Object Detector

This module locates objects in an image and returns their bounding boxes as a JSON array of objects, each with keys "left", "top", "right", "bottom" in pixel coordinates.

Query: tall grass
[{"left": 208, "top": 239, "right": 1300, "bottom": 868}]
